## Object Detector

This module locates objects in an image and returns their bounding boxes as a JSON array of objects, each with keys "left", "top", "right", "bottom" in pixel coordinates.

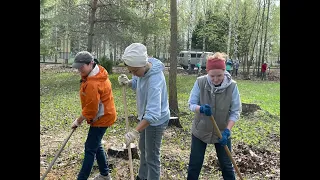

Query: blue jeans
[
  {"left": 261, "top": 72, "right": 266, "bottom": 80},
  {"left": 77, "top": 127, "right": 109, "bottom": 180},
  {"left": 187, "top": 134, "right": 235, "bottom": 180},
  {"left": 138, "top": 120, "right": 169, "bottom": 180}
]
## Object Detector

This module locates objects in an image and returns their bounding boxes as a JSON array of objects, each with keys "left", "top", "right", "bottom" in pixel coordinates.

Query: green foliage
[
  {"left": 40, "top": 0, "right": 54, "bottom": 39},
  {"left": 99, "top": 56, "right": 113, "bottom": 74},
  {"left": 192, "top": 10, "right": 229, "bottom": 52}
]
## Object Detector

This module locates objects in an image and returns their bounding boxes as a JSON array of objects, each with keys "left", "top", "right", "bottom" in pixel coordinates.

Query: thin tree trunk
[
  {"left": 202, "top": 0, "right": 208, "bottom": 52},
  {"left": 154, "top": 35, "right": 157, "bottom": 57},
  {"left": 249, "top": 28, "right": 260, "bottom": 77},
  {"left": 54, "top": 0, "right": 58, "bottom": 63},
  {"left": 168, "top": 0, "right": 182, "bottom": 128},
  {"left": 113, "top": 43, "right": 117, "bottom": 61},
  {"left": 109, "top": 44, "right": 113, "bottom": 61},
  {"left": 142, "top": 1, "right": 150, "bottom": 45},
  {"left": 257, "top": 0, "right": 266, "bottom": 77},
  {"left": 103, "top": 35, "right": 106, "bottom": 57},
  {"left": 261, "top": 0, "right": 270, "bottom": 66},
  {"left": 233, "top": 0, "right": 240, "bottom": 60},
  {"left": 227, "top": 0, "right": 233, "bottom": 56},
  {"left": 243, "top": 0, "right": 261, "bottom": 77},
  {"left": 87, "top": 0, "right": 98, "bottom": 53}
]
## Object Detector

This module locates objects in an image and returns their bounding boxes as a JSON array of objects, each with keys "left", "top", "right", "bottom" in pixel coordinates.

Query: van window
[
  {"left": 197, "top": 54, "right": 202, "bottom": 58},
  {"left": 179, "top": 53, "right": 184, "bottom": 57},
  {"left": 191, "top": 53, "right": 196, "bottom": 58}
]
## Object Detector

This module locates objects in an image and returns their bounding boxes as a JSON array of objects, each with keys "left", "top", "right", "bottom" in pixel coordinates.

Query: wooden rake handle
[
  {"left": 209, "top": 115, "right": 244, "bottom": 180},
  {"left": 122, "top": 85, "right": 134, "bottom": 180},
  {"left": 40, "top": 128, "right": 76, "bottom": 180}
]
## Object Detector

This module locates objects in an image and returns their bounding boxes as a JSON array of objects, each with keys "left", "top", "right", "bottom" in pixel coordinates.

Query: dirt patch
[
  {"left": 241, "top": 103, "right": 261, "bottom": 115},
  {"left": 234, "top": 142, "right": 280, "bottom": 179},
  {"left": 206, "top": 141, "right": 280, "bottom": 179}
]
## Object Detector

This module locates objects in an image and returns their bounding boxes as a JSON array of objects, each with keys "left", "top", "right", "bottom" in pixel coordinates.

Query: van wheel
[{"left": 182, "top": 66, "right": 188, "bottom": 70}]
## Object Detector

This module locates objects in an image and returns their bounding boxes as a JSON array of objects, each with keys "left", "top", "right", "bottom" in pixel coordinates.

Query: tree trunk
[
  {"left": 87, "top": 0, "right": 98, "bottom": 53},
  {"left": 113, "top": 43, "right": 117, "bottom": 61},
  {"left": 154, "top": 35, "right": 157, "bottom": 57},
  {"left": 249, "top": 29, "right": 260, "bottom": 77},
  {"left": 157, "top": 40, "right": 161, "bottom": 59},
  {"left": 54, "top": 0, "right": 58, "bottom": 63},
  {"left": 227, "top": 0, "right": 233, "bottom": 57},
  {"left": 143, "top": 1, "right": 150, "bottom": 45},
  {"left": 202, "top": 0, "right": 208, "bottom": 52},
  {"left": 164, "top": 37, "right": 167, "bottom": 64},
  {"left": 243, "top": 0, "right": 261, "bottom": 78},
  {"left": 257, "top": 0, "right": 266, "bottom": 77},
  {"left": 168, "top": 0, "right": 182, "bottom": 128},
  {"left": 277, "top": 46, "right": 280, "bottom": 64},
  {"left": 261, "top": 0, "right": 270, "bottom": 66},
  {"left": 109, "top": 44, "right": 113, "bottom": 61},
  {"left": 250, "top": 0, "right": 263, "bottom": 77},
  {"left": 233, "top": 0, "right": 240, "bottom": 60},
  {"left": 187, "top": 0, "right": 194, "bottom": 74},
  {"left": 103, "top": 35, "right": 106, "bottom": 57}
]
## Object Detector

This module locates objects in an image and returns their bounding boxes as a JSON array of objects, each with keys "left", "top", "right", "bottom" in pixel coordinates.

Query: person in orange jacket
[{"left": 71, "top": 51, "right": 116, "bottom": 180}]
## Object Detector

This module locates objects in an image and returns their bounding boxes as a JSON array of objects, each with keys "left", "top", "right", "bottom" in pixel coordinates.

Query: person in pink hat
[{"left": 187, "top": 52, "right": 242, "bottom": 180}]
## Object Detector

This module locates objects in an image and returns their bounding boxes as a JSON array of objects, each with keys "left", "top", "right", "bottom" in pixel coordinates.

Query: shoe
[{"left": 136, "top": 176, "right": 147, "bottom": 180}]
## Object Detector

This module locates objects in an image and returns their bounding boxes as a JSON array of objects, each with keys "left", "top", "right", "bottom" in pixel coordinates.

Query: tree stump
[{"left": 107, "top": 143, "right": 139, "bottom": 160}]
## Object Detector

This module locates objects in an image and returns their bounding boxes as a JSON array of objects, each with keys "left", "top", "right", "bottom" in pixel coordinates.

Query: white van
[{"left": 178, "top": 51, "right": 214, "bottom": 70}]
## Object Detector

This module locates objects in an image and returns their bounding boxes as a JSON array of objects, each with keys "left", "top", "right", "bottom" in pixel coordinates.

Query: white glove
[
  {"left": 125, "top": 129, "right": 139, "bottom": 147},
  {"left": 118, "top": 74, "right": 130, "bottom": 86},
  {"left": 71, "top": 119, "right": 83, "bottom": 129}
]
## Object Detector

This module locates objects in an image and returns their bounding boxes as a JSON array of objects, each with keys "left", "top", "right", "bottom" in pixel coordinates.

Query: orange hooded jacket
[{"left": 80, "top": 65, "right": 117, "bottom": 127}]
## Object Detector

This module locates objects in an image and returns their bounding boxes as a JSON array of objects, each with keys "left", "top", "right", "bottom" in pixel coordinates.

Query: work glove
[
  {"left": 118, "top": 74, "right": 130, "bottom": 86},
  {"left": 199, "top": 104, "right": 212, "bottom": 116},
  {"left": 71, "top": 119, "right": 83, "bottom": 129},
  {"left": 124, "top": 129, "right": 139, "bottom": 147},
  {"left": 218, "top": 128, "right": 231, "bottom": 146}
]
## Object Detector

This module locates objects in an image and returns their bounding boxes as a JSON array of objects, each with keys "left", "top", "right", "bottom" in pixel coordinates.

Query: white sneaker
[{"left": 89, "top": 173, "right": 112, "bottom": 180}]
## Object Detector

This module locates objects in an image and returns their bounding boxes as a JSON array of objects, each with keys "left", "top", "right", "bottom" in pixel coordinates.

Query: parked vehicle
[{"left": 178, "top": 51, "right": 214, "bottom": 70}]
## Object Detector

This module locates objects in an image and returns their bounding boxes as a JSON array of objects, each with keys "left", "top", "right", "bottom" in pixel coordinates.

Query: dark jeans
[
  {"left": 77, "top": 127, "right": 109, "bottom": 180},
  {"left": 187, "top": 134, "right": 235, "bottom": 180},
  {"left": 261, "top": 72, "right": 266, "bottom": 80},
  {"left": 233, "top": 69, "right": 238, "bottom": 76}
]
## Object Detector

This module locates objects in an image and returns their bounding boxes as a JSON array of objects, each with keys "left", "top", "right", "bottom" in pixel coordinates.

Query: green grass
[
  {"left": 40, "top": 69, "right": 280, "bottom": 179},
  {"left": 237, "top": 81, "right": 280, "bottom": 116}
]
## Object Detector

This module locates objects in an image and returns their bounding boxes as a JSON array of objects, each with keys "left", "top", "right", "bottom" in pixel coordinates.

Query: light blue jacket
[
  {"left": 130, "top": 58, "right": 170, "bottom": 126},
  {"left": 188, "top": 71, "right": 241, "bottom": 122}
]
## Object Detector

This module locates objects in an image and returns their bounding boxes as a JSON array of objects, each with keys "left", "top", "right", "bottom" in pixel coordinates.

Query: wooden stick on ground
[{"left": 122, "top": 85, "right": 134, "bottom": 180}]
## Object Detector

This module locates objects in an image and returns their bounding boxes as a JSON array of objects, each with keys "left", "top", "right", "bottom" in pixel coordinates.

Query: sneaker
[
  {"left": 136, "top": 176, "right": 147, "bottom": 180},
  {"left": 89, "top": 173, "right": 112, "bottom": 180}
]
